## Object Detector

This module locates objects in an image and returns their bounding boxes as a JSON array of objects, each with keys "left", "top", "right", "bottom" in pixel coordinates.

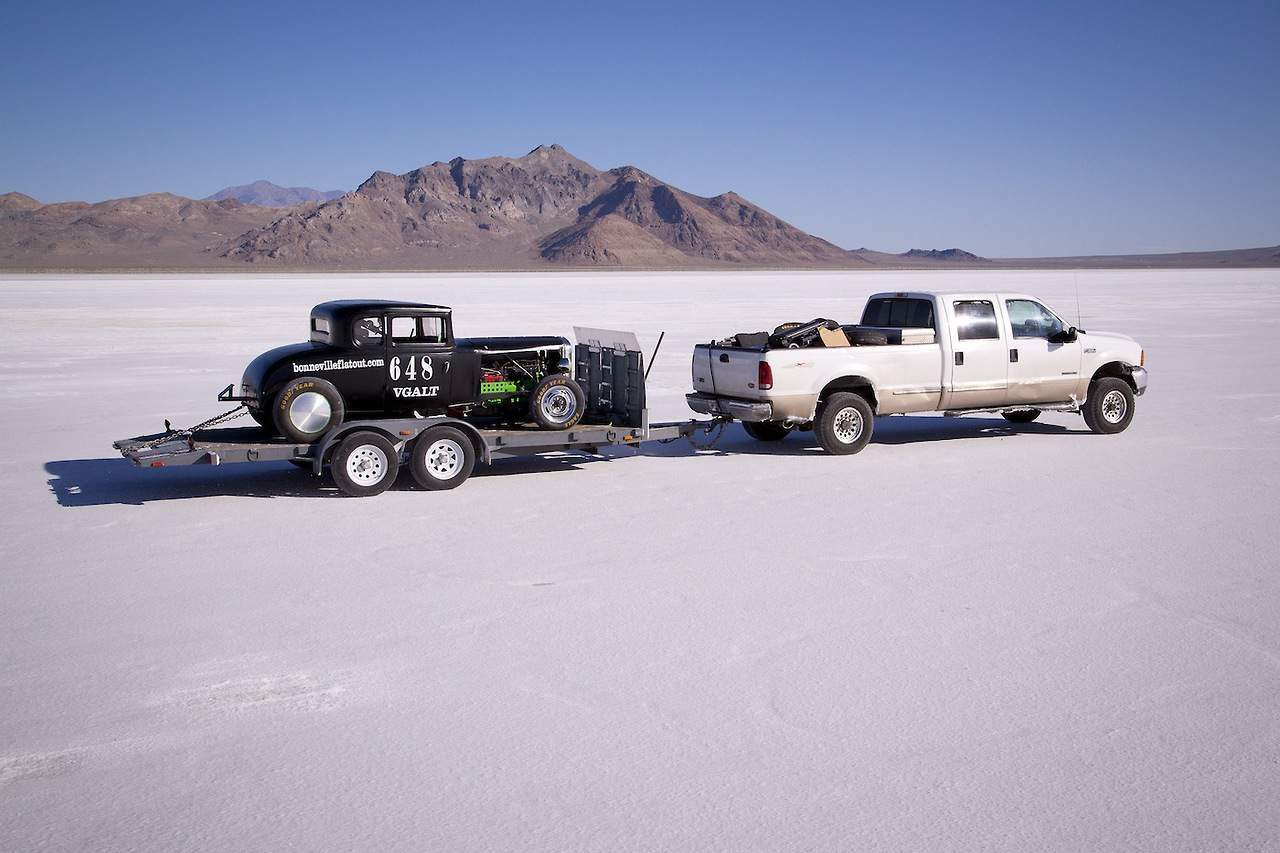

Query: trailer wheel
[
  {"left": 409, "top": 426, "right": 475, "bottom": 490},
  {"left": 1001, "top": 410, "right": 1040, "bottom": 424},
  {"left": 530, "top": 374, "right": 585, "bottom": 430},
  {"left": 815, "top": 392, "right": 874, "bottom": 455},
  {"left": 742, "top": 421, "right": 793, "bottom": 441},
  {"left": 331, "top": 431, "right": 399, "bottom": 497},
  {"left": 273, "top": 377, "right": 345, "bottom": 444}
]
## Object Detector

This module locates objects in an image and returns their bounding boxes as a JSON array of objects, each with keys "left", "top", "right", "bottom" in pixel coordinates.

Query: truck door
[
  {"left": 385, "top": 314, "right": 453, "bottom": 413},
  {"left": 1004, "top": 298, "right": 1081, "bottom": 403},
  {"left": 944, "top": 299, "right": 1009, "bottom": 408}
]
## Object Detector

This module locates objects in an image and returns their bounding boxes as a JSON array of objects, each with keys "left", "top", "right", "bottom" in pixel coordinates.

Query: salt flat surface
[{"left": 1, "top": 269, "right": 1278, "bottom": 852}]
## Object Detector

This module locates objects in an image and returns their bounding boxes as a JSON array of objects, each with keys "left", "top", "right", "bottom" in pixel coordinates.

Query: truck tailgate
[{"left": 691, "top": 344, "right": 764, "bottom": 398}]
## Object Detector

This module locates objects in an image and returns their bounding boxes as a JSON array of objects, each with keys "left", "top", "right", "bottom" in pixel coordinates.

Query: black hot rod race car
[{"left": 225, "top": 300, "right": 587, "bottom": 442}]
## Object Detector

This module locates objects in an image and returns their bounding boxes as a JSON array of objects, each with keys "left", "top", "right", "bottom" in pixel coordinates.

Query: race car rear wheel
[
  {"left": 530, "top": 374, "right": 585, "bottom": 430},
  {"left": 410, "top": 426, "right": 476, "bottom": 491},
  {"left": 331, "top": 431, "right": 399, "bottom": 497},
  {"left": 273, "top": 377, "right": 345, "bottom": 443}
]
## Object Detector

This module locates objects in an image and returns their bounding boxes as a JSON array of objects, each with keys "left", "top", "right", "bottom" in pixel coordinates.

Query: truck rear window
[{"left": 862, "top": 298, "right": 934, "bottom": 329}]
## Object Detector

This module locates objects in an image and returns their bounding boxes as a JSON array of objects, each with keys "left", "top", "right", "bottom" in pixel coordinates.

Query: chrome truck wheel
[
  {"left": 1083, "top": 377, "right": 1136, "bottom": 435},
  {"left": 815, "top": 391, "right": 874, "bottom": 456}
]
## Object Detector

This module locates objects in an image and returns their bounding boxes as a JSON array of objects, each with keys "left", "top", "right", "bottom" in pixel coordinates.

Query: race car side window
[
  {"left": 353, "top": 316, "right": 384, "bottom": 346},
  {"left": 390, "top": 316, "right": 446, "bottom": 345}
]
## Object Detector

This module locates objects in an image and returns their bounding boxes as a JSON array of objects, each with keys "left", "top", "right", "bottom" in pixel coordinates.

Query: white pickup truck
[{"left": 686, "top": 291, "right": 1148, "bottom": 454}]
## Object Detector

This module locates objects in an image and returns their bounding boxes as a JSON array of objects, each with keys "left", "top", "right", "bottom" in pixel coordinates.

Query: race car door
[{"left": 385, "top": 314, "right": 454, "bottom": 413}]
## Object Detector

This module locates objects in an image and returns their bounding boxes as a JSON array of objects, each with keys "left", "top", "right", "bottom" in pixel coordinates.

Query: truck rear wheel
[
  {"left": 742, "top": 421, "right": 792, "bottom": 441},
  {"left": 1002, "top": 410, "right": 1040, "bottom": 424},
  {"left": 815, "top": 392, "right": 874, "bottom": 455},
  {"left": 530, "top": 374, "right": 585, "bottom": 430},
  {"left": 331, "top": 432, "right": 399, "bottom": 497},
  {"left": 273, "top": 377, "right": 345, "bottom": 444},
  {"left": 409, "top": 426, "right": 475, "bottom": 491},
  {"left": 1082, "top": 377, "right": 1135, "bottom": 434}
]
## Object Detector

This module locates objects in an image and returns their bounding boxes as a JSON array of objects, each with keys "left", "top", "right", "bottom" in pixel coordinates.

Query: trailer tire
[
  {"left": 331, "top": 432, "right": 399, "bottom": 497},
  {"left": 1001, "top": 410, "right": 1040, "bottom": 424},
  {"left": 273, "top": 377, "right": 344, "bottom": 444},
  {"left": 1083, "top": 377, "right": 1135, "bottom": 435},
  {"left": 815, "top": 392, "right": 874, "bottom": 455},
  {"left": 409, "top": 426, "right": 475, "bottom": 491},
  {"left": 742, "top": 421, "right": 792, "bottom": 441},
  {"left": 530, "top": 374, "right": 585, "bottom": 430}
]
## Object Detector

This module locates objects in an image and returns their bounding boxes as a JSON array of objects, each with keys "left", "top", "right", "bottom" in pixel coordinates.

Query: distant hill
[
  {"left": 1, "top": 147, "right": 1276, "bottom": 270},
  {"left": 204, "top": 180, "right": 346, "bottom": 207}
]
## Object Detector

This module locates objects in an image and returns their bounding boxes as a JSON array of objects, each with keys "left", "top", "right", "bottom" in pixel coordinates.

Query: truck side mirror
[{"left": 1050, "top": 327, "right": 1078, "bottom": 344}]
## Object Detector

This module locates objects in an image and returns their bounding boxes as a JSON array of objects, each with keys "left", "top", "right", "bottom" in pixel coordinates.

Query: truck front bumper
[
  {"left": 685, "top": 392, "right": 773, "bottom": 422},
  {"left": 1129, "top": 366, "right": 1149, "bottom": 396}
]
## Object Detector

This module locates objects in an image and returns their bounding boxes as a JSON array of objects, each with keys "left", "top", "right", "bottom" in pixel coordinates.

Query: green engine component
[{"left": 480, "top": 380, "right": 520, "bottom": 395}]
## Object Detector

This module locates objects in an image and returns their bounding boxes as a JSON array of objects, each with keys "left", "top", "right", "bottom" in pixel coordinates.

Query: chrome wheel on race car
[
  {"left": 540, "top": 387, "right": 577, "bottom": 425},
  {"left": 289, "top": 391, "right": 332, "bottom": 434}
]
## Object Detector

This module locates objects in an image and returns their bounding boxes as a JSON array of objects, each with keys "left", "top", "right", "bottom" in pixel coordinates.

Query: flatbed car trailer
[
  {"left": 114, "top": 413, "right": 718, "bottom": 497},
  {"left": 113, "top": 333, "right": 720, "bottom": 497}
]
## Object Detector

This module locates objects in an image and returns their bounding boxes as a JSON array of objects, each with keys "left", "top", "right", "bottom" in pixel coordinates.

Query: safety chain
[{"left": 127, "top": 405, "right": 249, "bottom": 452}]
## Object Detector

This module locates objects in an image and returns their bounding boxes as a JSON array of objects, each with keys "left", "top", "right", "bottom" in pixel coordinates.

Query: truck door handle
[
  {"left": 954, "top": 352, "right": 964, "bottom": 366},
  {"left": 719, "top": 353, "right": 729, "bottom": 363},
  {"left": 1009, "top": 348, "right": 1018, "bottom": 363}
]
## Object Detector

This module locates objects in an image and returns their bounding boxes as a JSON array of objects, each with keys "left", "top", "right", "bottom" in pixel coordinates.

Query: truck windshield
[{"left": 862, "top": 298, "right": 934, "bottom": 329}]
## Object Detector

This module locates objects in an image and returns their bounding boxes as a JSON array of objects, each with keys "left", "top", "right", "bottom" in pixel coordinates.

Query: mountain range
[
  {"left": 1, "top": 146, "right": 1276, "bottom": 270},
  {"left": 204, "top": 181, "right": 346, "bottom": 207}
]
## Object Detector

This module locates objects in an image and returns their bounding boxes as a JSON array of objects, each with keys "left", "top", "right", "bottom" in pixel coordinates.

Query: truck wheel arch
[
  {"left": 817, "top": 376, "right": 878, "bottom": 414},
  {"left": 1090, "top": 361, "right": 1138, "bottom": 393}
]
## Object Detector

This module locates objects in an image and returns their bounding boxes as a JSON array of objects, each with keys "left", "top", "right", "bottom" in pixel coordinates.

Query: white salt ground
[{"left": 1, "top": 269, "right": 1278, "bottom": 851}]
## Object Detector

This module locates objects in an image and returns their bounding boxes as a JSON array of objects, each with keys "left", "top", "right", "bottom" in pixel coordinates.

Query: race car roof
[{"left": 311, "top": 300, "right": 452, "bottom": 323}]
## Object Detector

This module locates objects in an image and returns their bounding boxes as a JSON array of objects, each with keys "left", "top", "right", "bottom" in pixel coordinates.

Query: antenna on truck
[{"left": 1073, "top": 272, "right": 1083, "bottom": 329}]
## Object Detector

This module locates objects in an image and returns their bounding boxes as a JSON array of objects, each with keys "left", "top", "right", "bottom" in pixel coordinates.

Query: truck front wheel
[
  {"left": 815, "top": 392, "right": 874, "bottom": 455},
  {"left": 742, "top": 421, "right": 793, "bottom": 441},
  {"left": 530, "top": 374, "right": 585, "bottom": 430},
  {"left": 273, "top": 377, "right": 345, "bottom": 443},
  {"left": 1082, "top": 377, "right": 1135, "bottom": 435},
  {"left": 409, "top": 426, "right": 475, "bottom": 491},
  {"left": 331, "top": 431, "right": 399, "bottom": 497}
]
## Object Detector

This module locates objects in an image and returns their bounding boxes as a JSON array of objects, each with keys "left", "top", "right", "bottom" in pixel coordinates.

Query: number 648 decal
[{"left": 389, "top": 355, "right": 433, "bottom": 382}]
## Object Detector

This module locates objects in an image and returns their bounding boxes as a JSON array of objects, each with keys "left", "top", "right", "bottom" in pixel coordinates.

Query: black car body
[{"left": 233, "top": 300, "right": 579, "bottom": 441}]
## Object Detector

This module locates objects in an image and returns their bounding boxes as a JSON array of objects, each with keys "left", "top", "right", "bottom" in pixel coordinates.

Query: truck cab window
[
  {"left": 862, "top": 298, "right": 934, "bottom": 329},
  {"left": 953, "top": 300, "right": 999, "bottom": 340},
  {"left": 390, "top": 316, "right": 446, "bottom": 345},
  {"left": 1006, "top": 299, "right": 1064, "bottom": 339},
  {"left": 353, "top": 316, "right": 384, "bottom": 346}
]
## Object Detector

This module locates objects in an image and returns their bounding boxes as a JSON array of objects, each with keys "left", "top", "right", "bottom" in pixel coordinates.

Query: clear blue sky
[{"left": 2, "top": 0, "right": 1276, "bottom": 256}]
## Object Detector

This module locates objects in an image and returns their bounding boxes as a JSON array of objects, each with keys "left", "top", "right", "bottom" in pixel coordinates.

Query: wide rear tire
[
  {"left": 273, "top": 377, "right": 345, "bottom": 444},
  {"left": 331, "top": 432, "right": 399, "bottom": 497},
  {"left": 815, "top": 392, "right": 874, "bottom": 455}
]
